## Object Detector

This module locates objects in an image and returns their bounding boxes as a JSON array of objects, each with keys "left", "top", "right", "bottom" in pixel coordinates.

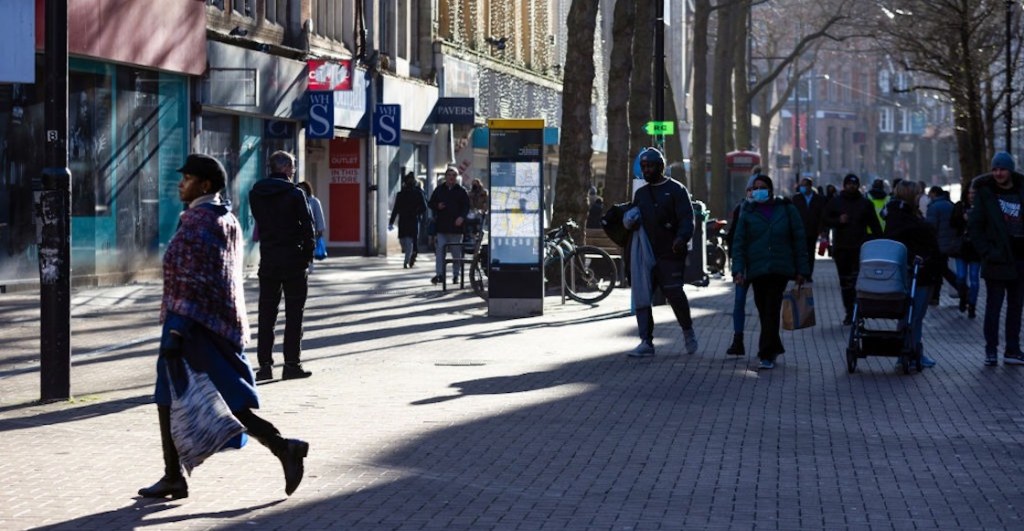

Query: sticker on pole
[{"left": 644, "top": 121, "right": 675, "bottom": 136}]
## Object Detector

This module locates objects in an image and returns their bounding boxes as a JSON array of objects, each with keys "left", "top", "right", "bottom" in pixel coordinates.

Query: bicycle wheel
[
  {"left": 469, "top": 243, "right": 489, "bottom": 300},
  {"left": 563, "top": 245, "right": 617, "bottom": 304}
]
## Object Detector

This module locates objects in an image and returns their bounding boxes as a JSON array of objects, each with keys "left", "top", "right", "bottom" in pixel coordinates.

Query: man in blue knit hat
[{"left": 968, "top": 151, "right": 1024, "bottom": 366}]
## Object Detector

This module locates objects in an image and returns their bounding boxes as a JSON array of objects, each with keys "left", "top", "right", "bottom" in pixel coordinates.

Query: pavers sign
[{"left": 432, "top": 97, "right": 476, "bottom": 124}]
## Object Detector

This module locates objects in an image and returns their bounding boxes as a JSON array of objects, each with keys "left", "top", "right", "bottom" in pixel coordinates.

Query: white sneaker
[
  {"left": 629, "top": 341, "right": 655, "bottom": 357},
  {"left": 683, "top": 329, "right": 699, "bottom": 355}
]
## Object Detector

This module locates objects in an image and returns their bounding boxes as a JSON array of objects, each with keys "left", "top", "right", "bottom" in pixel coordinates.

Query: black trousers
[
  {"left": 635, "top": 255, "right": 694, "bottom": 342},
  {"left": 751, "top": 274, "right": 790, "bottom": 361},
  {"left": 157, "top": 406, "right": 283, "bottom": 479},
  {"left": 832, "top": 246, "right": 860, "bottom": 316},
  {"left": 804, "top": 239, "right": 817, "bottom": 279},
  {"left": 257, "top": 268, "right": 309, "bottom": 367}
]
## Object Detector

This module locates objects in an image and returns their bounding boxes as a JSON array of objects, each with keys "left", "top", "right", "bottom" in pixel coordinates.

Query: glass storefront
[{"left": 0, "top": 58, "right": 188, "bottom": 284}]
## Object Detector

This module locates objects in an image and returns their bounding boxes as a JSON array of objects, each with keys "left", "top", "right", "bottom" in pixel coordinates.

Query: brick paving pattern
[{"left": 1, "top": 256, "right": 1022, "bottom": 530}]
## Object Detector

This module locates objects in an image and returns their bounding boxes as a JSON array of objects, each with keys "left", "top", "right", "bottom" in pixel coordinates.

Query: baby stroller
[{"left": 845, "top": 239, "right": 923, "bottom": 374}]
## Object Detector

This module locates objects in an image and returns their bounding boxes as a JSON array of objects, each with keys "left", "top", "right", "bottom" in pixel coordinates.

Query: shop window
[{"left": 69, "top": 70, "right": 114, "bottom": 217}]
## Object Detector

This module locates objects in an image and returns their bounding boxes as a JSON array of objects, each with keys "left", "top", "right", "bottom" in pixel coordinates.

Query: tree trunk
[
  {"left": 690, "top": 0, "right": 711, "bottom": 205},
  {"left": 604, "top": 0, "right": 636, "bottom": 206},
  {"left": 553, "top": 0, "right": 600, "bottom": 229},
  {"left": 628, "top": 0, "right": 655, "bottom": 175},
  {"left": 732, "top": 0, "right": 751, "bottom": 151},
  {"left": 709, "top": 2, "right": 736, "bottom": 218}
]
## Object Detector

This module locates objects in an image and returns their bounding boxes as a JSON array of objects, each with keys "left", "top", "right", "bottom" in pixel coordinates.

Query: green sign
[{"left": 645, "top": 121, "right": 675, "bottom": 135}]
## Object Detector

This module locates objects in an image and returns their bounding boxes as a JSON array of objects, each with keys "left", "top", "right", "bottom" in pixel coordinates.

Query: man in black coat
[
  {"left": 792, "top": 177, "right": 827, "bottom": 280},
  {"left": 823, "top": 173, "right": 883, "bottom": 324},
  {"left": 249, "top": 150, "right": 315, "bottom": 381}
]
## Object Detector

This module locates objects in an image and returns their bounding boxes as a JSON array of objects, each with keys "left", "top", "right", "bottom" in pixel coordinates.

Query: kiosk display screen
[{"left": 488, "top": 128, "right": 544, "bottom": 267}]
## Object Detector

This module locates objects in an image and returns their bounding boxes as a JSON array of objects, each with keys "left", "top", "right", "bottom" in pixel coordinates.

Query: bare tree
[
  {"left": 628, "top": 0, "right": 655, "bottom": 171},
  {"left": 867, "top": 0, "right": 1022, "bottom": 185},
  {"left": 603, "top": 0, "right": 637, "bottom": 206},
  {"left": 554, "top": 0, "right": 600, "bottom": 228}
]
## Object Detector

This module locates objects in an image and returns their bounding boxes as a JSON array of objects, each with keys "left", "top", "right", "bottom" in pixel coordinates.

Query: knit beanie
[
  {"left": 752, "top": 174, "right": 773, "bottom": 192},
  {"left": 992, "top": 151, "right": 1015, "bottom": 172}
]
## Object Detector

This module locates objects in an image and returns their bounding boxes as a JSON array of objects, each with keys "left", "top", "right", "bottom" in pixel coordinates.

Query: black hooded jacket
[
  {"left": 249, "top": 173, "right": 315, "bottom": 272},
  {"left": 823, "top": 190, "right": 883, "bottom": 251}
]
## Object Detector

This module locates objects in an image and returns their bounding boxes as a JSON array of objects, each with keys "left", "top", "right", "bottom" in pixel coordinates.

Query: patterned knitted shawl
[{"left": 161, "top": 202, "right": 250, "bottom": 348}]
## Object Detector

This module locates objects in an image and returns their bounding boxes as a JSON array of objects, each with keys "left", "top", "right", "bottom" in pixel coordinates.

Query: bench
[{"left": 584, "top": 228, "right": 626, "bottom": 286}]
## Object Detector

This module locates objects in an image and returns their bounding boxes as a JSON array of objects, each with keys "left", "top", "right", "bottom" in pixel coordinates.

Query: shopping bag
[
  {"left": 314, "top": 236, "right": 328, "bottom": 261},
  {"left": 781, "top": 284, "right": 815, "bottom": 330},
  {"left": 166, "top": 359, "right": 245, "bottom": 475}
]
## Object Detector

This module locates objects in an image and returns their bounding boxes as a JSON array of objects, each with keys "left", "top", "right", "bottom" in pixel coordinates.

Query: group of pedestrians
[{"left": 616, "top": 147, "right": 1024, "bottom": 373}]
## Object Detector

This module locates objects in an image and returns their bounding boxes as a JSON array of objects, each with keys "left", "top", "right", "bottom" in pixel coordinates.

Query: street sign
[
  {"left": 306, "top": 91, "right": 334, "bottom": 139},
  {"left": 644, "top": 121, "right": 675, "bottom": 135}
]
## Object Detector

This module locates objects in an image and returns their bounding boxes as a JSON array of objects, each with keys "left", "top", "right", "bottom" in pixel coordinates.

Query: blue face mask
[
  {"left": 751, "top": 189, "right": 770, "bottom": 203},
  {"left": 798, "top": 186, "right": 809, "bottom": 194}
]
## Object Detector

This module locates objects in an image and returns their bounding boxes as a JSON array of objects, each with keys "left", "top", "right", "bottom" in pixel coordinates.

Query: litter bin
[{"left": 685, "top": 200, "right": 709, "bottom": 286}]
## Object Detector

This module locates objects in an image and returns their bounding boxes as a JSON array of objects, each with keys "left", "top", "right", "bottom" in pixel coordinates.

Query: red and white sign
[
  {"left": 308, "top": 59, "right": 352, "bottom": 91},
  {"left": 329, "top": 138, "right": 362, "bottom": 243}
]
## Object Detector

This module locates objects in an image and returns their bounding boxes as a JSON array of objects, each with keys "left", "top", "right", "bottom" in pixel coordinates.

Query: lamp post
[{"left": 1006, "top": 0, "right": 1014, "bottom": 153}]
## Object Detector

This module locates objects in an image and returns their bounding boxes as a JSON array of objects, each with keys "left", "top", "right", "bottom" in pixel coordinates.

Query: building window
[
  {"left": 879, "top": 107, "right": 894, "bottom": 133},
  {"left": 234, "top": 0, "right": 254, "bottom": 18},
  {"left": 264, "top": 0, "right": 286, "bottom": 24},
  {"left": 899, "top": 108, "right": 913, "bottom": 134},
  {"left": 208, "top": 0, "right": 225, "bottom": 10},
  {"left": 878, "top": 69, "right": 890, "bottom": 94}
]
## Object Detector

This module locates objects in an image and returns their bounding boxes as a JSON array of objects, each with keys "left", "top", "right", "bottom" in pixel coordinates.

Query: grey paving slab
[{"left": 0, "top": 255, "right": 1022, "bottom": 530}]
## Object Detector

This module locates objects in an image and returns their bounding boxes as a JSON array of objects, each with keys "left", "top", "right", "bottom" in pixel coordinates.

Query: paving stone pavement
[{"left": 1, "top": 255, "right": 1023, "bottom": 530}]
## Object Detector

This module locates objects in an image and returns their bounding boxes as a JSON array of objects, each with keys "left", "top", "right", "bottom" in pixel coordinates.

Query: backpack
[{"left": 601, "top": 202, "right": 632, "bottom": 247}]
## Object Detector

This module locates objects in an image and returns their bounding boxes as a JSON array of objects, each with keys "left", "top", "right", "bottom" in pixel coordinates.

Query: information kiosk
[{"left": 487, "top": 119, "right": 545, "bottom": 317}]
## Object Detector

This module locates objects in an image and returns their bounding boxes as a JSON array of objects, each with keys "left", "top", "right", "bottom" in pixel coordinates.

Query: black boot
[
  {"left": 958, "top": 283, "right": 968, "bottom": 313},
  {"left": 968, "top": 304, "right": 976, "bottom": 319},
  {"left": 726, "top": 333, "right": 745, "bottom": 356},
  {"left": 259, "top": 434, "right": 309, "bottom": 496},
  {"left": 138, "top": 405, "right": 188, "bottom": 499}
]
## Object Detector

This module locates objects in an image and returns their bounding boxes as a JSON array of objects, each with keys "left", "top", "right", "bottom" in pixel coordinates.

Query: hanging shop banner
[
  {"left": 373, "top": 104, "right": 401, "bottom": 146},
  {"left": 307, "top": 91, "right": 334, "bottom": 139},
  {"left": 308, "top": 59, "right": 352, "bottom": 91},
  {"left": 328, "top": 138, "right": 362, "bottom": 243}
]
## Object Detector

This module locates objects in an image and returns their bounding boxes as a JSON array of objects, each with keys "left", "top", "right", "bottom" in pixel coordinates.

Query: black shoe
[
  {"left": 278, "top": 439, "right": 309, "bottom": 496},
  {"left": 726, "top": 333, "right": 745, "bottom": 356},
  {"left": 968, "top": 304, "right": 976, "bottom": 319},
  {"left": 431, "top": 275, "right": 440, "bottom": 285},
  {"left": 282, "top": 364, "right": 312, "bottom": 380},
  {"left": 138, "top": 475, "right": 188, "bottom": 499},
  {"left": 403, "top": 262, "right": 409, "bottom": 269},
  {"left": 255, "top": 365, "right": 273, "bottom": 382},
  {"left": 409, "top": 255, "right": 416, "bottom": 267},
  {"left": 842, "top": 315, "right": 853, "bottom": 326}
]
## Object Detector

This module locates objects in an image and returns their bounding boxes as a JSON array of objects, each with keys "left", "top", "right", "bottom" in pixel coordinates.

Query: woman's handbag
[
  {"left": 166, "top": 358, "right": 245, "bottom": 475},
  {"left": 314, "top": 236, "right": 328, "bottom": 261},
  {"left": 782, "top": 283, "right": 816, "bottom": 330}
]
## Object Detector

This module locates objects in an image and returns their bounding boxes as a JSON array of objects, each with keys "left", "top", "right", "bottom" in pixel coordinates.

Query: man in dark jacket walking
[
  {"left": 968, "top": 152, "right": 1024, "bottom": 366},
  {"left": 249, "top": 150, "right": 315, "bottom": 381},
  {"left": 428, "top": 166, "right": 471, "bottom": 284},
  {"left": 823, "top": 173, "right": 883, "bottom": 324},
  {"left": 627, "top": 147, "right": 699, "bottom": 357},
  {"left": 792, "top": 177, "right": 826, "bottom": 280}
]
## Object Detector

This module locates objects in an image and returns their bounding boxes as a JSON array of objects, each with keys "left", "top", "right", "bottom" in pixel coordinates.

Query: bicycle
[{"left": 470, "top": 219, "right": 618, "bottom": 304}]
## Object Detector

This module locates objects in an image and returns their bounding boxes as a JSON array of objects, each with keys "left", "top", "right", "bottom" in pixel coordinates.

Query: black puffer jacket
[{"left": 883, "top": 199, "right": 941, "bottom": 286}]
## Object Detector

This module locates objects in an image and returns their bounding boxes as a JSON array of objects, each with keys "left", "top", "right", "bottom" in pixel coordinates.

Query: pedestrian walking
[
  {"left": 296, "top": 181, "right": 325, "bottom": 274},
  {"left": 139, "top": 153, "right": 308, "bottom": 500},
  {"left": 791, "top": 176, "right": 826, "bottom": 280},
  {"left": 950, "top": 185, "right": 981, "bottom": 318},
  {"left": 625, "top": 147, "right": 699, "bottom": 357},
  {"left": 731, "top": 174, "right": 809, "bottom": 370},
  {"left": 925, "top": 186, "right": 959, "bottom": 304},
  {"left": 823, "top": 173, "right": 884, "bottom": 325},
  {"left": 724, "top": 176, "right": 756, "bottom": 356},
  {"left": 248, "top": 150, "right": 315, "bottom": 381},
  {"left": 390, "top": 172, "right": 428, "bottom": 268},
  {"left": 428, "top": 167, "right": 471, "bottom": 285},
  {"left": 968, "top": 152, "right": 1024, "bottom": 366},
  {"left": 883, "top": 180, "right": 940, "bottom": 368}
]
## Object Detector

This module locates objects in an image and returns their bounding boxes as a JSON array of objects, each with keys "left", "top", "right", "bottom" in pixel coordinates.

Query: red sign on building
[
  {"left": 308, "top": 59, "right": 352, "bottom": 91},
  {"left": 329, "top": 138, "right": 361, "bottom": 243}
]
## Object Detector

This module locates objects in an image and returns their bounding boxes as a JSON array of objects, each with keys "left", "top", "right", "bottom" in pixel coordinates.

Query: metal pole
[
  {"left": 38, "top": 0, "right": 71, "bottom": 400},
  {"left": 794, "top": 68, "right": 801, "bottom": 183},
  {"left": 654, "top": 0, "right": 665, "bottom": 151},
  {"left": 1006, "top": 0, "right": 1014, "bottom": 153}
]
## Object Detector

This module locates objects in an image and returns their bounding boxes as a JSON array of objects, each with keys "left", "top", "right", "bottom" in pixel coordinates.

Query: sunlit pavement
[{"left": 1, "top": 254, "right": 1022, "bottom": 530}]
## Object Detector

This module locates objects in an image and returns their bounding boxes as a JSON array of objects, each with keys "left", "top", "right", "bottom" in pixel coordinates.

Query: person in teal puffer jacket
[{"left": 731, "top": 174, "right": 810, "bottom": 369}]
